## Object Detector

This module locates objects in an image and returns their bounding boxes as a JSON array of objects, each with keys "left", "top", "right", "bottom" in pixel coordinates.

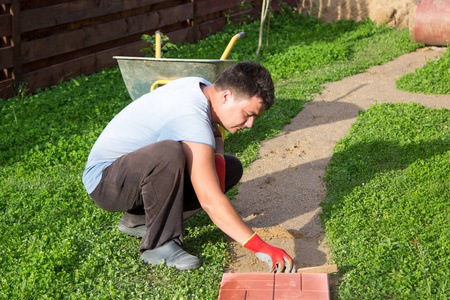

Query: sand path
[{"left": 226, "top": 46, "right": 450, "bottom": 273}]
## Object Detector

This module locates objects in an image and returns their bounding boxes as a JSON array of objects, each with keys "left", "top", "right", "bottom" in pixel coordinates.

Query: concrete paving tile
[
  {"left": 219, "top": 273, "right": 330, "bottom": 300},
  {"left": 220, "top": 273, "right": 274, "bottom": 291},
  {"left": 274, "top": 290, "right": 329, "bottom": 299},
  {"left": 302, "top": 273, "right": 329, "bottom": 291},
  {"left": 246, "top": 289, "right": 274, "bottom": 300},
  {"left": 222, "top": 273, "right": 275, "bottom": 281},
  {"left": 218, "top": 289, "right": 246, "bottom": 300},
  {"left": 221, "top": 279, "right": 274, "bottom": 290},
  {"left": 274, "top": 273, "right": 302, "bottom": 291}
]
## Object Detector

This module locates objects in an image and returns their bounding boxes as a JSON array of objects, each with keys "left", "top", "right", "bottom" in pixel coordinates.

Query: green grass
[
  {"left": 0, "top": 7, "right": 425, "bottom": 299},
  {"left": 321, "top": 103, "right": 450, "bottom": 298},
  {"left": 396, "top": 47, "right": 450, "bottom": 95}
]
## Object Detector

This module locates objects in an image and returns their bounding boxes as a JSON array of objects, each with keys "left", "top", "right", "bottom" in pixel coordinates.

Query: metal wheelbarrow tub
[{"left": 114, "top": 57, "right": 235, "bottom": 101}]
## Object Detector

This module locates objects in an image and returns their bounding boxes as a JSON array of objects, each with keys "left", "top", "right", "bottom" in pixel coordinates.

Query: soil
[
  {"left": 296, "top": 0, "right": 412, "bottom": 28},
  {"left": 225, "top": 46, "right": 450, "bottom": 274}
]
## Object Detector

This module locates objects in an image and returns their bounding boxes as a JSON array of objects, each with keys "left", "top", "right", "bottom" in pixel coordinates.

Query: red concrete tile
[
  {"left": 302, "top": 273, "right": 329, "bottom": 291},
  {"left": 222, "top": 273, "right": 274, "bottom": 282},
  {"left": 246, "top": 289, "right": 274, "bottom": 300},
  {"left": 274, "top": 290, "right": 330, "bottom": 300},
  {"left": 219, "top": 272, "right": 330, "bottom": 300},
  {"left": 221, "top": 280, "right": 274, "bottom": 291},
  {"left": 274, "top": 273, "right": 302, "bottom": 291},
  {"left": 218, "top": 289, "right": 246, "bottom": 300},
  {"left": 221, "top": 273, "right": 275, "bottom": 291}
]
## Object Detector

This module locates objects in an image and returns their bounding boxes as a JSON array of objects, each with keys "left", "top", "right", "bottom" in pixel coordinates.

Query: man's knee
[
  {"left": 156, "top": 140, "right": 185, "bottom": 161},
  {"left": 225, "top": 155, "right": 243, "bottom": 175},
  {"left": 224, "top": 155, "right": 243, "bottom": 191}
]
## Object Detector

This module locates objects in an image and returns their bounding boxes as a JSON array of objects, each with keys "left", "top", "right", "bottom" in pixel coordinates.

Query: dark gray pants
[{"left": 89, "top": 140, "right": 243, "bottom": 252}]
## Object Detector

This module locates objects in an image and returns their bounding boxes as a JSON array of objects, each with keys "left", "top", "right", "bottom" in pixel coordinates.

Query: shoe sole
[
  {"left": 141, "top": 241, "right": 201, "bottom": 271},
  {"left": 118, "top": 223, "right": 146, "bottom": 237}
]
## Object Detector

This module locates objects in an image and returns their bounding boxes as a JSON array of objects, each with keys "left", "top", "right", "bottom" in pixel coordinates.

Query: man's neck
[{"left": 202, "top": 84, "right": 219, "bottom": 123}]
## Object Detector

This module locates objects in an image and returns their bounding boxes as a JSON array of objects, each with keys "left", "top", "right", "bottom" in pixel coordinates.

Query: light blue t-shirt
[{"left": 82, "top": 77, "right": 215, "bottom": 194}]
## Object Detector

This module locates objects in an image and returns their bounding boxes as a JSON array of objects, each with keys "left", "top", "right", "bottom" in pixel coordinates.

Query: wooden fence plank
[
  {"left": 195, "top": 0, "right": 243, "bottom": 17},
  {"left": 228, "top": 7, "right": 261, "bottom": 24},
  {"left": 2, "top": 0, "right": 298, "bottom": 99},
  {"left": 11, "top": 0, "right": 22, "bottom": 81},
  {"left": 20, "top": 1, "right": 78, "bottom": 10},
  {"left": 21, "top": 20, "right": 190, "bottom": 74},
  {"left": 19, "top": 0, "right": 173, "bottom": 32},
  {"left": 195, "top": 0, "right": 263, "bottom": 40},
  {"left": 0, "top": 46, "right": 13, "bottom": 69},
  {"left": 22, "top": 49, "right": 132, "bottom": 93},
  {"left": 197, "top": 18, "right": 227, "bottom": 41},
  {"left": 165, "top": 26, "right": 193, "bottom": 45},
  {"left": 21, "top": 3, "right": 193, "bottom": 64},
  {"left": 0, "top": 14, "right": 12, "bottom": 36},
  {"left": 195, "top": 3, "right": 261, "bottom": 41},
  {"left": 22, "top": 25, "right": 194, "bottom": 93},
  {"left": 0, "top": 78, "right": 14, "bottom": 99}
]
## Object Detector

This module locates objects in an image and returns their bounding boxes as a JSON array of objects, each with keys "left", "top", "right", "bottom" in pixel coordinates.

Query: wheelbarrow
[{"left": 114, "top": 31, "right": 245, "bottom": 101}]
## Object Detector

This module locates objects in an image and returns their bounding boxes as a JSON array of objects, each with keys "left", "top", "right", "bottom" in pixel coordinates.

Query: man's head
[{"left": 214, "top": 61, "right": 275, "bottom": 111}]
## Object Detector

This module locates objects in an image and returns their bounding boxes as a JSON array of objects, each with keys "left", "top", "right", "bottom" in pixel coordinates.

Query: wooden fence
[{"left": 0, "top": 0, "right": 296, "bottom": 100}]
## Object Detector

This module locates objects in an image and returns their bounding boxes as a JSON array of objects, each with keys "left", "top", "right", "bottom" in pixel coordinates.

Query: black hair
[{"left": 214, "top": 61, "right": 274, "bottom": 110}]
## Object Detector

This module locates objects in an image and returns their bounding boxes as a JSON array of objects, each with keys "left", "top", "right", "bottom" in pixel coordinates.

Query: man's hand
[{"left": 243, "top": 233, "right": 296, "bottom": 273}]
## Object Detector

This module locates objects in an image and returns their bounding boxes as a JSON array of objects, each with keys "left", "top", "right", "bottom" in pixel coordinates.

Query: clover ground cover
[
  {"left": 322, "top": 103, "right": 450, "bottom": 299},
  {"left": 0, "top": 8, "right": 427, "bottom": 299}
]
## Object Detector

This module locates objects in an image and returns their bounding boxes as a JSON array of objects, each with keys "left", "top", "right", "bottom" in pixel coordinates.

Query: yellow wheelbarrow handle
[
  {"left": 218, "top": 125, "right": 225, "bottom": 142},
  {"left": 155, "top": 30, "right": 162, "bottom": 59},
  {"left": 150, "top": 79, "right": 171, "bottom": 92},
  {"left": 220, "top": 32, "right": 245, "bottom": 60}
]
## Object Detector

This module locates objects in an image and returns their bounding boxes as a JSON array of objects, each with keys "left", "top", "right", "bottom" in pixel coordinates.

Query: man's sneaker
[
  {"left": 141, "top": 241, "right": 201, "bottom": 271},
  {"left": 118, "top": 222, "right": 146, "bottom": 238}
]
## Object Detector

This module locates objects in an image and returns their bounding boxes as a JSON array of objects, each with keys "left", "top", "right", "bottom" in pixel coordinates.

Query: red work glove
[
  {"left": 214, "top": 153, "right": 226, "bottom": 193},
  {"left": 243, "top": 233, "right": 296, "bottom": 273}
]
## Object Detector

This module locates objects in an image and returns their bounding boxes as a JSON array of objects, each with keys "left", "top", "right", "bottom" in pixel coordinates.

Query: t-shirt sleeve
[{"left": 159, "top": 114, "right": 215, "bottom": 148}]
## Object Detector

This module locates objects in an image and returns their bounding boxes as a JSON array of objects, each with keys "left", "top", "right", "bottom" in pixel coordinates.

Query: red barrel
[{"left": 409, "top": 0, "right": 450, "bottom": 46}]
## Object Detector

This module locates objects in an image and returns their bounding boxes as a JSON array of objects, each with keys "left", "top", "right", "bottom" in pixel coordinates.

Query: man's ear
[{"left": 222, "top": 90, "right": 232, "bottom": 104}]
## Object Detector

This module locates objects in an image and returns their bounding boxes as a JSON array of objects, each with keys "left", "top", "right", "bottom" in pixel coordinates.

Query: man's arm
[
  {"left": 181, "top": 141, "right": 253, "bottom": 244},
  {"left": 181, "top": 140, "right": 295, "bottom": 272}
]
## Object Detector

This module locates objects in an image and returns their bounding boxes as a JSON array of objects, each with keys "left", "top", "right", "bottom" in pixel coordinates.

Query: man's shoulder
[{"left": 172, "top": 76, "right": 211, "bottom": 86}]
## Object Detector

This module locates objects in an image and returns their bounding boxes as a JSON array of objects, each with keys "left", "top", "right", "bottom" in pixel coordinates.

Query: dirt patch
[
  {"left": 297, "top": 0, "right": 411, "bottom": 28},
  {"left": 225, "top": 46, "right": 450, "bottom": 273}
]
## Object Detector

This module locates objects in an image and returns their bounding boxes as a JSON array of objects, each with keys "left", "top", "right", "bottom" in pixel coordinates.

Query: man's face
[{"left": 220, "top": 92, "right": 265, "bottom": 134}]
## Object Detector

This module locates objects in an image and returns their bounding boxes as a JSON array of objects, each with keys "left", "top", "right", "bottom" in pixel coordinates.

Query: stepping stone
[{"left": 219, "top": 272, "right": 330, "bottom": 300}]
